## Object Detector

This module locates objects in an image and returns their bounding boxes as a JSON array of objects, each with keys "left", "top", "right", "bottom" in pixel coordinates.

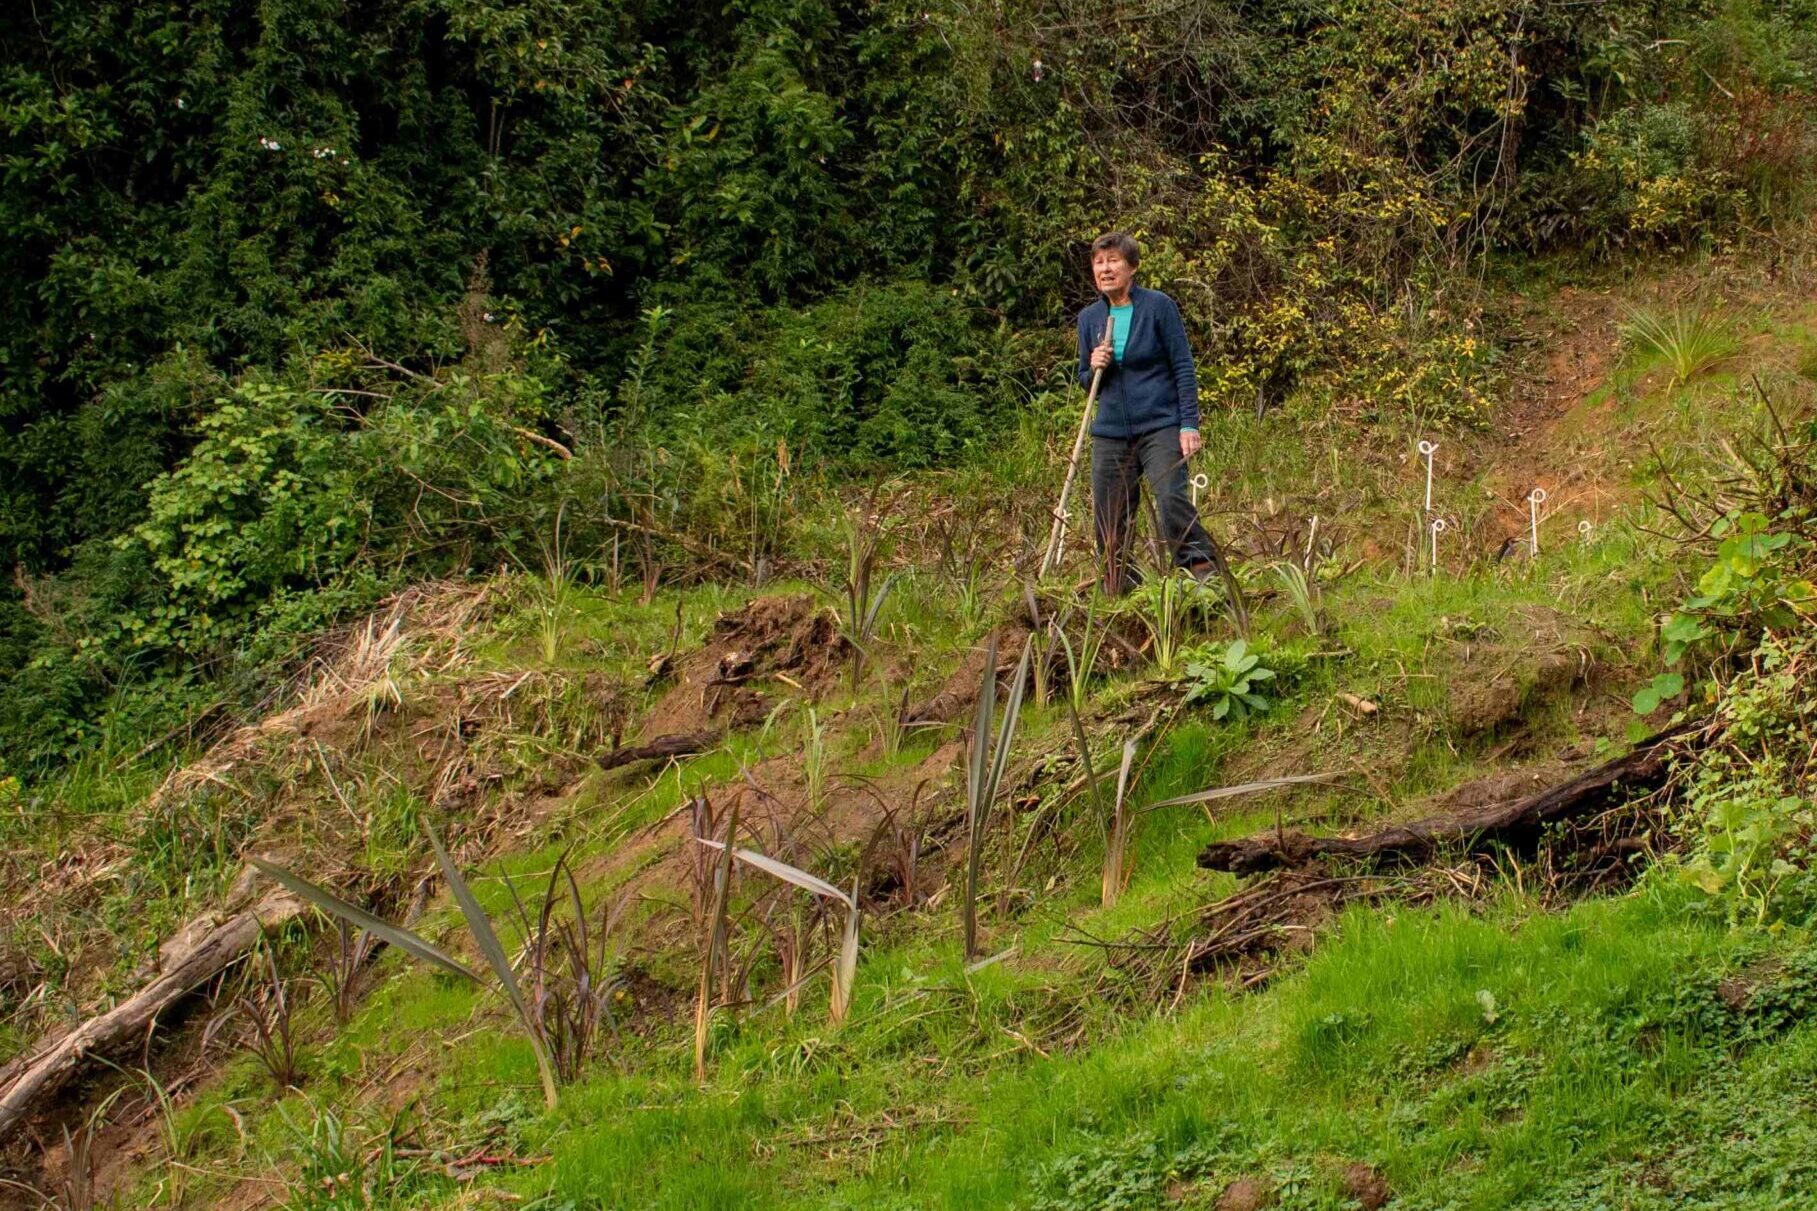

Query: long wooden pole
[{"left": 1040, "top": 315, "right": 1113, "bottom": 579}]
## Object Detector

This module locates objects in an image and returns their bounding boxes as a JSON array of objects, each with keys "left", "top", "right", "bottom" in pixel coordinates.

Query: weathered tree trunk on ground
[
  {"left": 1198, "top": 721, "right": 1703, "bottom": 876},
  {"left": 596, "top": 729, "right": 723, "bottom": 771},
  {"left": 0, "top": 886, "right": 303, "bottom": 1144}
]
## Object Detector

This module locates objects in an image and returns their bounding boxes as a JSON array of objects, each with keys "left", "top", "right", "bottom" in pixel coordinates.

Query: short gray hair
[{"left": 1090, "top": 231, "right": 1141, "bottom": 268}]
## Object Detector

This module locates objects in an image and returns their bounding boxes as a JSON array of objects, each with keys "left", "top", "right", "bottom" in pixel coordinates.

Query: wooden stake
[{"left": 1040, "top": 316, "right": 1114, "bottom": 579}]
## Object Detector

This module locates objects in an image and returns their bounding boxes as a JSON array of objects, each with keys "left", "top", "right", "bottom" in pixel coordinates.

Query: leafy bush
[
  {"left": 1669, "top": 635, "right": 1817, "bottom": 926},
  {"left": 116, "top": 370, "right": 565, "bottom": 655},
  {"left": 1647, "top": 512, "right": 1815, "bottom": 690},
  {"left": 121, "top": 385, "right": 359, "bottom": 652},
  {"left": 1648, "top": 437, "right": 1817, "bottom": 925},
  {"left": 1572, "top": 104, "right": 1746, "bottom": 250},
  {"left": 659, "top": 281, "right": 1012, "bottom": 471}
]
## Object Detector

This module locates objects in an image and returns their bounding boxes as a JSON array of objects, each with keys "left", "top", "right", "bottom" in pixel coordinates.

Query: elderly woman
[{"left": 1076, "top": 231, "right": 1221, "bottom": 594}]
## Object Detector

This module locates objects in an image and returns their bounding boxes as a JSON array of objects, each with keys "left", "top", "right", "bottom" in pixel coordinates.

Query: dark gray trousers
[{"left": 1090, "top": 426, "right": 1215, "bottom": 595}]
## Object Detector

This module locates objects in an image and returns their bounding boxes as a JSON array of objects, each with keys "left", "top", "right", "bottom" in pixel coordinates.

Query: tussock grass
[{"left": 1621, "top": 306, "right": 1740, "bottom": 387}]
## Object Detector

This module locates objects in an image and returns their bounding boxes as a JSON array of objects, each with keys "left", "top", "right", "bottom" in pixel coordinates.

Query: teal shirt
[{"left": 1108, "top": 303, "right": 1133, "bottom": 362}]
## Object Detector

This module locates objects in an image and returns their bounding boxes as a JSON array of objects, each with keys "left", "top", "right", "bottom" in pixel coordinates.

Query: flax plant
[
  {"left": 803, "top": 706, "right": 830, "bottom": 813},
  {"left": 1104, "top": 739, "right": 1138, "bottom": 907},
  {"left": 841, "top": 510, "right": 897, "bottom": 693},
  {"left": 1056, "top": 596, "right": 1106, "bottom": 719},
  {"left": 963, "top": 634, "right": 1034, "bottom": 961},
  {"left": 1131, "top": 571, "right": 1192, "bottom": 674},
  {"left": 694, "top": 798, "right": 738, "bottom": 1083},
  {"left": 1621, "top": 306, "right": 1739, "bottom": 387},
  {"left": 695, "top": 837, "right": 863, "bottom": 1024},
  {"left": 251, "top": 821, "right": 562, "bottom": 1110},
  {"left": 1273, "top": 560, "right": 1322, "bottom": 636}
]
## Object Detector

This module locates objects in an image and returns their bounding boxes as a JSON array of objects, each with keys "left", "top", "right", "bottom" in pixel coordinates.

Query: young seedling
[
  {"left": 768, "top": 898, "right": 823, "bottom": 1017},
  {"left": 803, "top": 706, "right": 829, "bottom": 813},
  {"left": 863, "top": 781, "right": 929, "bottom": 908},
  {"left": 1103, "top": 739, "right": 1138, "bottom": 907},
  {"left": 53, "top": 1088, "right": 126, "bottom": 1211},
  {"left": 236, "top": 943, "right": 302, "bottom": 1091},
  {"left": 695, "top": 837, "right": 863, "bottom": 1024},
  {"left": 1047, "top": 599, "right": 1107, "bottom": 744},
  {"left": 250, "top": 821, "right": 562, "bottom": 1110},
  {"left": 1272, "top": 561, "right": 1322, "bottom": 636},
  {"left": 841, "top": 510, "right": 897, "bottom": 693},
  {"left": 1062, "top": 692, "right": 1111, "bottom": 908},
  {"left": 320, "top": 918, "right": 378, "bottom": 1025},
  {"left": 962, "top": 633, "right": 1034, "bottom": 961},
  {"left": 424, "top": 824, "right": 562, "bottom": 1108},
  {"left": 501, "top": 850, "right": 627, "bottom": 1083},
  {"left": 1139, "top": 492, "right": 1250, "bottom": 639},
  {"left": 1024, "top": 584, "right": 1059, "bottom": 707},
  {"left": 1129, "top": 568, "right": 1191, "bottom": 674},
  {"left": 694, "top": 797, "right": 738, "bottom": 1083},
  {"left": 532, "top": 500, "right": 576, "bottom": 665}
]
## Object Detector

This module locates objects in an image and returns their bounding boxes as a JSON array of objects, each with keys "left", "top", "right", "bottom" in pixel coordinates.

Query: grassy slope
[
  {"left": 24, "top": 267, "right": 1817, "bottom": 1208},
  {"left": 151, "top": 533, "right": 1730, "bottom": 1209}
]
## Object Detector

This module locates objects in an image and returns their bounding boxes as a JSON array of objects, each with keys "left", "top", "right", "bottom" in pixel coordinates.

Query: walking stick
[{"left": 1040, "top": 316, "right": 1113, "bottom": 579}]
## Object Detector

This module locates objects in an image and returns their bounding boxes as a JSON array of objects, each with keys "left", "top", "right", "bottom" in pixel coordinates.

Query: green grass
[
  {"left": 441, "top": 880, "right": 1814, "bottom": 1210},
  {"left": 158, "top": 504, "right": 1718, "bottom": 1202}
]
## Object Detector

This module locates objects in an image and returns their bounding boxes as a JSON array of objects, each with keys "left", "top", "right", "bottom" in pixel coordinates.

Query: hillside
[
  {"left": 7, "top": 0, "right": 1817, "bottom": 1207},
  {"left": 0, "top": 245, "right": 1815, "bottom": 1206}
]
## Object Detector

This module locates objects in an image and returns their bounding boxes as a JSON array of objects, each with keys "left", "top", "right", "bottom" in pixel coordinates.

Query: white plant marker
[
  {"left": 1578, "top": 519, "right": 1594, "bottom": 544},
  {"left": 1418, "top": 440, "right": 1438, "bottom": 513},
  {"left": 1429, "top": 517, "right": 1446, "bottom": 575},
  {"left": 1528, "top": 487, "right": 1547, "bottom": 556},
  {"left": 1191, "top": 472, "right": 1209, "bottom": 508}
]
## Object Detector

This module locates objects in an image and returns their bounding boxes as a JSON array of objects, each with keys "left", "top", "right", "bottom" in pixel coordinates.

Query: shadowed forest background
[{"left": 7, "top": 0, "right": 1813, "bottom": 768}]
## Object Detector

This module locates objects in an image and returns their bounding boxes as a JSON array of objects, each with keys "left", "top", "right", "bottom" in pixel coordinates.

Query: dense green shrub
[
  {"left": 114, "top": 371, "right": 567, "bottom": 655},
  {"left": 710, "top": 282, "right": 1006, "bottom": 468},
  {"left": 6, "top": 0, "right": 1817, "bottom": 770}
]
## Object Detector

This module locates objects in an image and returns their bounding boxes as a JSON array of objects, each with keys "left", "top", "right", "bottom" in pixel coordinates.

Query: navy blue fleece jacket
[{"left": 1074, "top": 284, "right": 1201, "bottom": 438}]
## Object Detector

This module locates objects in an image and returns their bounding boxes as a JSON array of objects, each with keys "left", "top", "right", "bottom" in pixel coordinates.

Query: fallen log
[
  {"left": 596, "top": 729, "right": 722, "bottom": 772},
  {"left": 1198, "top": 721, "right": 1703, "bottom": 876},
  {"left": 0, "top": 884, "right": 304, "bottom": 1144}
]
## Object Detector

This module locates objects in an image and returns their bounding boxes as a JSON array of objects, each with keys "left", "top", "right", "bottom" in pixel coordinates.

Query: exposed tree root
[
  {"left": 596, "top": 729, "right": 723, "bottom": 772},
  {"left": 1197, "top": 720, "right": 1704, "bottom": 875}
]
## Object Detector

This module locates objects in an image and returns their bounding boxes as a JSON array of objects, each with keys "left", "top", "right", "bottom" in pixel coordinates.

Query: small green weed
[{"left": 1182, "top": 639, "right": 1275, "bottom": 721}]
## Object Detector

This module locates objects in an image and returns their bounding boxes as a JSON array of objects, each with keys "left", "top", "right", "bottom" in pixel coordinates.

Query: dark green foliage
[
  {"left": 708, "top": 282, "right": 1004, "bottom": 468},
  {"left": 4, "top": 0, "right": 1817, "bottom": 771}
]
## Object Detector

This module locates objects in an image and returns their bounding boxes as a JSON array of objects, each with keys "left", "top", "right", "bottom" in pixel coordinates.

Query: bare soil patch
[{"left": 642, "top": 595, "right": 850, "bottom": 736}]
